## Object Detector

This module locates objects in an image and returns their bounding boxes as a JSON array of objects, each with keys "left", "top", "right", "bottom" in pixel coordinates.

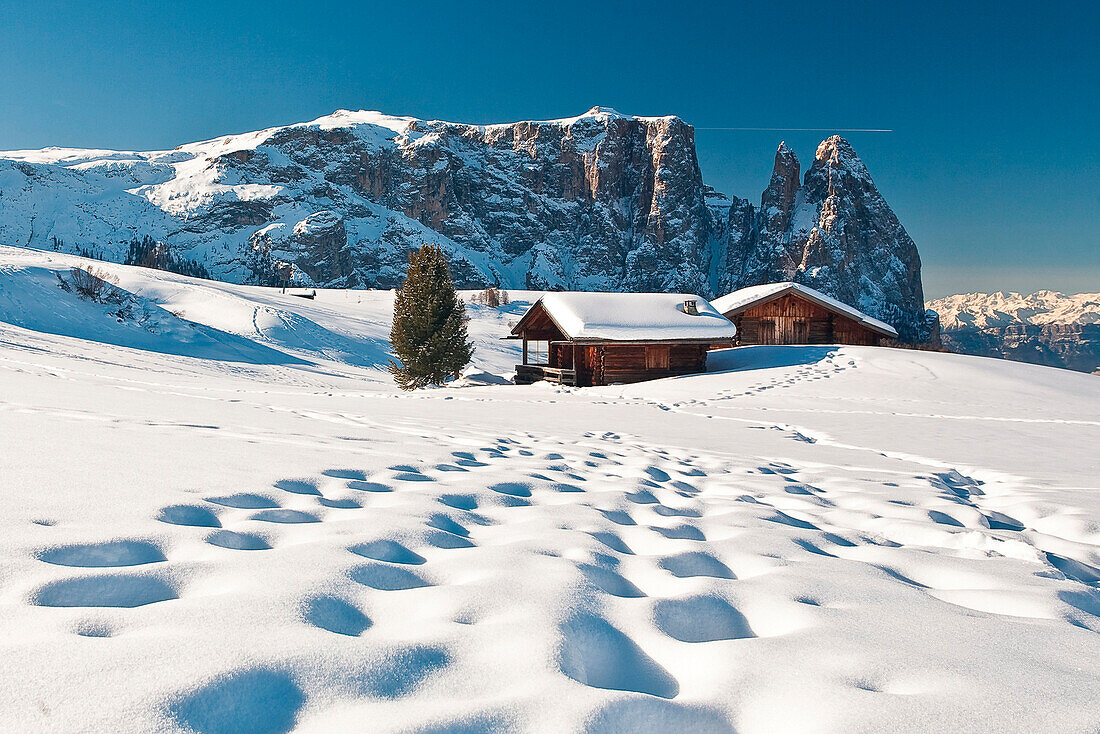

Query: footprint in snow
[
  {"left": 273, "top": 479, "right": 321, "bottom": 496},
  {"left": 318, "top": 497, "right": 361, "bottom": 509},
  {"left": 426, "top": 514, "right": 469, "bottom": 537},
  {"left": 650, "top": 524, "right": 706, "bottom": 541},
  {"left": 653, "top": 505, "right": 703, "bottom": 518},
  {"left": 658, "top": 552, "right": 736, "bottom": 579},
  {"left": 37, "top": 539, "right": 166, "bottom": 567},
  {"left": 588, "top": 531, "right": 633, "bottom": 555},
  {"left": 350, "top": 563, "right": 431, "bottom": 591},
  {"left": 206, "top": 530, "right": 272, "bottom": 551},
  {"left": 488, "top": 482, "right": 532, "bottom": 498},
  {"left": 653, "top": 595, "right": 755, "bottom": 642},
  {"left": 582, "top": 698, "right": 733, "bottom": 734},
  {"left": 168, "top": 668, "right": 304, "bottom": 734},
  {"left": 322, "top": 469, "right": 367, "bottom": 481},
  {"left": 393, "top": 472, "right": 433, "bottom": 482},
  {"left": 301, "top": 595, "right": 371, "bottom": 636},
  {"left": 251, "top": 509, "right": 320, "bottom": 524},
  {"left": 349, "top": 539, "right": 426, "bottom": 565},
  {"left": 596, "top": 509, "right": 636, "bottom": 527},
  {"left": 347, "top": 480, "right": 393, "bottom": 493},
  {"left": 31, "top": 573, "right": 179, "bottom": 608},
  {"left": 157, "top": 505, "right": 221, "bottom": 528},
  {"left": 578, "top": 564, "right": 646, "bottom": 598},
  {"left": 205, "top": 493, "right": 280, "bottom": 509},
  {"left": 438, "top": 494, "right": 478, "bottom": 511},
  {"left": 644, "top": 467, "right": 672, "bottom": 483},
  {"left": 558, "top": 613, "right": 678, "bottom": 699},
  {"left": 423, "top": 530, "right": 475, "bottom": 549}
]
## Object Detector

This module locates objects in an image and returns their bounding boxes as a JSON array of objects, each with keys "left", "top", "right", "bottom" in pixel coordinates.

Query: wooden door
[
  {"left": 759, "top": 320, "right": 777, "bottom": 345},
  {"left": 645, "top": 346, "right": 670, "bottom": 369},
  {"left": 792, "top": 321, "right": 809, "bottom": 343}
]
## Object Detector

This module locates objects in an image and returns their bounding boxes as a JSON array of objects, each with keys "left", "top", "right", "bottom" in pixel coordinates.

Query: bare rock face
[
  {"left": 0, "top": 109, "right": 933, "bottom": 341},
  {"left": 715, "top": 136, "right": 932, "bottom": 342}
]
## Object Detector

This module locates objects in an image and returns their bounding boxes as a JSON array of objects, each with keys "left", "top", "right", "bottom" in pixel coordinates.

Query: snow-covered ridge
[
  {"left": 0, "top": 107, "right": 930, "bottom": 342},
  {"left": 928, "top": 290, "right": 1100, "bottom": 330}
]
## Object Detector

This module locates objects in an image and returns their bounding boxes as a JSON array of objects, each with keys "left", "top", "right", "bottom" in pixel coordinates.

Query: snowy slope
[{"left": 1, "top": 248, "right": 1098, "bottom": 734}]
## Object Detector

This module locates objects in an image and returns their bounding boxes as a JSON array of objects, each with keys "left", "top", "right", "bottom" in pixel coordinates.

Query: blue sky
[{"left": 1, "top": 0, "right": 1096, "bottom": 297}]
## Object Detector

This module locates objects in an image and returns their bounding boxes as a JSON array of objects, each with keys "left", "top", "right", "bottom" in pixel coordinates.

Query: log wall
[{"left": 582, "top": 344, "right": 709, "bottom": 386}]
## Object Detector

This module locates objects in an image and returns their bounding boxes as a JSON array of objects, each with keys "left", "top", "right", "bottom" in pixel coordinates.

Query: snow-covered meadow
[{"left": 1, "top": 246, "right": 1098, "bottom": 733}]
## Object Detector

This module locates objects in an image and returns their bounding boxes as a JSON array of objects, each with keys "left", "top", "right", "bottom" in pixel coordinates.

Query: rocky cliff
[
  {"left": 0, "top": 107, "right": 934, "bottom": 341},
  {"left": 927, "top": 291, "right": 1100, "bottom": 373},
  {"left": 716, "top": 137, "right": 931, "bottom": 342}
]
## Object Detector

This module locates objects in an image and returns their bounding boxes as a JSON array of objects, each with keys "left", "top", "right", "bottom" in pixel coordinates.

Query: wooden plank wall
[{"left": 732, "top": 293, "right": 882, "bottom": 346}]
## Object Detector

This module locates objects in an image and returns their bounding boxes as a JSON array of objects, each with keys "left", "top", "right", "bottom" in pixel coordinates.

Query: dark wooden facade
[
  {"left": 510, "top": 302, "right": 721, "bottom": 387},
  {"left": 725, "top": 292, "right": 890, "bottom": 347}
]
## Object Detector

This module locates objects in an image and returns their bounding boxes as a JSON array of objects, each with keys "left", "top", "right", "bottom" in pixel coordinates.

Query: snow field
[{"left": 0, "top": 248, "right": 1098, "bottom": 733}]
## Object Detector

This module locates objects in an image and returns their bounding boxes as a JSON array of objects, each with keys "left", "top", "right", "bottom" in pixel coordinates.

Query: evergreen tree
[{"left": 388, "top": 245, "right": 474, "bottom": 390}]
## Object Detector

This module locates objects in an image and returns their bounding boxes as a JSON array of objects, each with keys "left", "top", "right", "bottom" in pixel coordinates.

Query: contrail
[{"left": 695, "top": 127, "right": 893, "bottom": 132}]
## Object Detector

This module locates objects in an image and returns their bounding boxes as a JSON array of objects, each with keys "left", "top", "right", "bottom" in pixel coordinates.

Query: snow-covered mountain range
[
  {"left": 927, "top": 291, "right": 1100, "bottom": 373},
  {"left": 0, "top": 107, "right": 933, "bottom": 341}
]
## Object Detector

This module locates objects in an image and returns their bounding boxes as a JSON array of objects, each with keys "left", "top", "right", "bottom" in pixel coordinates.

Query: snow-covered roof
[
  {"left": 513, "top": 292, "right": 737, "bottom": 342},
  {"left": 711, "top": 282, "right": 898, "bottom": 338}
]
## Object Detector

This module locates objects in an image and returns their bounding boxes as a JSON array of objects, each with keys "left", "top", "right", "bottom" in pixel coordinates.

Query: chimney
[{"left": 684, "top": 300, "right": 698, "bottom": 315}]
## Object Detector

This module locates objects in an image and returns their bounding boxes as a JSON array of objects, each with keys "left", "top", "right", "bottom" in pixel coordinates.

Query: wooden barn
[
  {"left": 711, "top": 282, "right": 898, "bottom": 346},
  {"left": 509, "top": 293, "right": 737, "bottom": 387}
]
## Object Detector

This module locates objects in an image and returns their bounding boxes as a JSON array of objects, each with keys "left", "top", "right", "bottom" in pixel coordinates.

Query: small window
[
  {"left": 759, "top": 320, "right": 777, "bottom": 345},
  {"left": 646, "top": 346, "right": 670, "bottom": 369},
  {"left": 528, "top": 340, "right": 550, "bottom": 365}
]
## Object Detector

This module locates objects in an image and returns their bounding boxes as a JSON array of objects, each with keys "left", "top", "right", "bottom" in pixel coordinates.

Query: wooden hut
[
  {"left": 711, "top": 282, "right": 898, "bottom": 346},
  {"left": 509, "top": 293, "right": 737, "bottom": 387}
]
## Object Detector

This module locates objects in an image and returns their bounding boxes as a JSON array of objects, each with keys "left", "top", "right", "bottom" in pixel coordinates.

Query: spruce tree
[{"left": 388, "top": 245, "right": 474, "bottom": 390}]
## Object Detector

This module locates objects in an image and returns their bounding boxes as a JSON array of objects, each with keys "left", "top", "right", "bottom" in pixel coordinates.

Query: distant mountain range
[
  {"left": 0, "top": 107, "right": 935, "bottom": 342},
  {"left": 927, "top": 291, "right": 1100, "bottom": 374}
]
